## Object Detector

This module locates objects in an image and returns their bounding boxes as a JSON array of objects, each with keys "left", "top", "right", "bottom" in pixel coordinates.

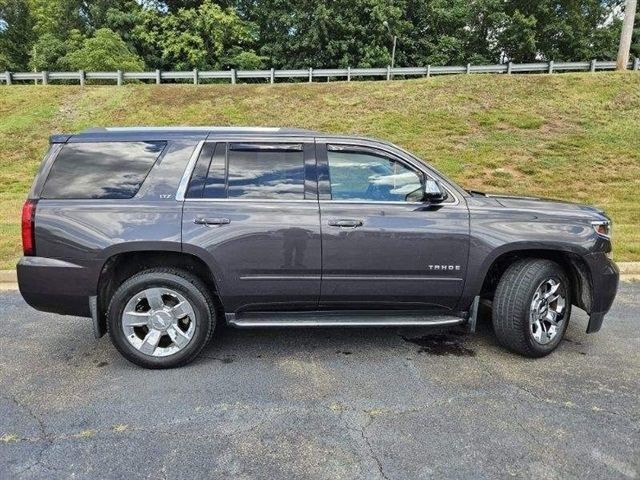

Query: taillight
[{"left": 21, "top": 199, "right": 37, "bottom": 256}]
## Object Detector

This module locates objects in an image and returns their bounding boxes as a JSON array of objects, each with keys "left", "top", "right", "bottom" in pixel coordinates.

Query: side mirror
[{"left": 422, "top": 179, "right": 446, "bottom": 203}]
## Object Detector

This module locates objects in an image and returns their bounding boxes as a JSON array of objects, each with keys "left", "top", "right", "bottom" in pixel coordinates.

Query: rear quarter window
[{"left": 41, "top": 141, "right": 166, "bottom": 199}]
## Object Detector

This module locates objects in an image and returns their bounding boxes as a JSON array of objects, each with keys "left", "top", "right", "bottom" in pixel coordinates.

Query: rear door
[
  {"left": 317, "top": 141, "right": 470, "bottom": 310},
  {"left": 181, "top": 138, "right": 321, "bottom": 314}
]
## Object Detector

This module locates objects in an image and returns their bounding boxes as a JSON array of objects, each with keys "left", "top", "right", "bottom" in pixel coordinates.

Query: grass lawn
[{"left": 0, "top": 72, "right": 639, "bottom": 269}]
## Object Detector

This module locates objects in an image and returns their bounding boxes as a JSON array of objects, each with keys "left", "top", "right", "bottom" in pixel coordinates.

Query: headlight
[{"left": 591, "top": 220, "right": 611, "bottom": 238}]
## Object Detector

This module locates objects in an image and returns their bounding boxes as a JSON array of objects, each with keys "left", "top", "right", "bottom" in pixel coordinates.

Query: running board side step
[{"left": 226, "top": 311, "right": 467, "bottom": 328}]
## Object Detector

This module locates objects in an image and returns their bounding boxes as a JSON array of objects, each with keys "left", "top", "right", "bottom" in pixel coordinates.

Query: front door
[
  {"left": 317, "top": 142, "right": 469, "bottom": 310},
  {"left": 182, "top": 140, "right": 321, "bottom": 314}
]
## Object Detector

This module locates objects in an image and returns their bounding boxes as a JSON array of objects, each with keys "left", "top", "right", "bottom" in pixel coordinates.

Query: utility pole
[
  {"left": 391, "top": 35, "right": 397, "bottom": 69},
  {"left": 617, "top": 0, "right": 638, "bottom": 70},
  {"left": 382, "top": 20, "right": 397, "bottom": 69}
]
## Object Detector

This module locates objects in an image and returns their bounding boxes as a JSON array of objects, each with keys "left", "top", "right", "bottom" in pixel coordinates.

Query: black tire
[
  {"left": 492, "top": 259, "right": 572, "bottom": 357},
  {"left": 106, "top": 268, "right": 215, "bottom": 369}
]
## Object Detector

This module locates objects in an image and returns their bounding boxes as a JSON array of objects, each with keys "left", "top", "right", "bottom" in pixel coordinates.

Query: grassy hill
[{"left": 0, "top": 73, "right": 639, "bottom": 269}]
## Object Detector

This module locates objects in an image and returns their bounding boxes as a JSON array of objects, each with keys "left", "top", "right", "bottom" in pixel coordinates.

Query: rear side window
[
  {"left": 188, "top": 142, "right": 305, "bottom": 200},
  {"left": 41, "top": 141, "right": 166, "bottom": 199},
  {"left": 227, "top": 144, "right": 304, "bottom": 199}
]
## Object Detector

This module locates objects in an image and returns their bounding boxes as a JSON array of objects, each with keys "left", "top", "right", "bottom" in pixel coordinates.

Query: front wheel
[
  {"left": 106, "top": 268, "right": 216, "bottom": 369},
  {"left": 492, "top": 259, "right": 571, "bottom": 357}
]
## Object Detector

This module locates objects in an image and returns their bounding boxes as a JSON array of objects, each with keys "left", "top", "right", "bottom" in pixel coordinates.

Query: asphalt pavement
[{"left": 1, "top": 284, "right": 638, "bottom": 479}]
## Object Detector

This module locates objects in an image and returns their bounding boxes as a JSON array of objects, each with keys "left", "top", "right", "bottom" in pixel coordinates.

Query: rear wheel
[
  {"left": 107, "top": 268, "right": 215, "bottom": 369},
  {"left": 492, "top": 259, "right": 571, "bottom": 357}
]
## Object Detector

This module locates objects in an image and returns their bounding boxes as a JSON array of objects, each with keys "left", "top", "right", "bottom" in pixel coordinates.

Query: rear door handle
[
  {"left": 328, "top": 219, "right": 363, "bottom": 228},
  {"left": 194, "top": 217, "right": 231, "bottom": 226}
]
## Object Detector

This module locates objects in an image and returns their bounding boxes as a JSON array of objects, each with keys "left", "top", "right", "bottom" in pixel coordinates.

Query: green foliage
[
  {"left": 0, "top": 0, "right": 636, "bottom": 71},
  {"left": 62, "top": 29, "right": 144, "bottom": 71},
  {"left": 132, "top": 0, "right": 256, "bottom": 70},
  {"left": 28, "top": 33, "right": 67, "bottom": 70},
  {"left": 0, "top": 0, "right": 33, "bottom": 70}
]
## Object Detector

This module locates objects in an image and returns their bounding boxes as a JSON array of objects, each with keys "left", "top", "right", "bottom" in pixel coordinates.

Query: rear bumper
[
  {"left": 17, "top": 256, "right": 96, "bottom": 317},
  {"left": 584, "top": 253, "right": 619, "bottom": 333}
]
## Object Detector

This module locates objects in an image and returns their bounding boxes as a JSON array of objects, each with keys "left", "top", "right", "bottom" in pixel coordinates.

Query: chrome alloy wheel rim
[
  {"left": 529, "top": 278, "right": 566, "bottom": 345},
  {"left": 121, "top": 288, "right": 196, "bottom": 357}
]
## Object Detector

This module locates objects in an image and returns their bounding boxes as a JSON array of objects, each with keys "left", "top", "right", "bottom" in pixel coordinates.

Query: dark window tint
[
  {"left": 225, "top": 144, "right": 304, "bottom": 199},
  {"left": 327, "top": 148, "right": 422, "bottom": 202},
  {"left": 203, "top": 143, "right": 227, "bottom": 199},
  {"left": 41, "top": 141, "right": 166, "bottom": 199},
  {"left": 186, "top": 142, "right": 215, "bottom": 199}
]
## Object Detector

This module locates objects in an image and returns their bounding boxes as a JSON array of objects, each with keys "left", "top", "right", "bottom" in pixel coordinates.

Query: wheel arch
[
  {"left": 94, "top": 250, "right": 223, "bottom": 337},
  {"left": 477, "top": 247, "right": 592, "bottom": 314}
]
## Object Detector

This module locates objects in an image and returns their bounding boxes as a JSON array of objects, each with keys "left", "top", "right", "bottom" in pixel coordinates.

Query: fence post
[
  {"left": 308, "top": 67, "right": 313, "bottom": 82},
  {"left": 507, "top": 62, "right": 513, "bottom": 74},
  {"left": 347, "top": 67, "right": 351, "bottom": 82},
  {"left": 386, "top": 65, "right": 391, "bottom": 80},
  {"left": 231, "top": 68, "right": 237, "bottom": 84},
  {"left": 590, "top": 59, "right": 597, "bottom": 73},
  {"left": 42, "top": 71, "right": 49, "bottom": 85},
  {"left": 155, "top": 69, "right": 161, "bottom": 84},
  {"left": 4, "top": 71, "right": 11, "bottom": 85},
  {"left": 79, "top": 70, "right": 85, "bottom": 86},
  {"left": 117, "top": 70, "right": 123, "bottom": 86},
  {"left": 634, "top": 57, "right": 640, "bottom": 71},
  {"left": 548, "top": 60, "right": 554, "bottom": 74},
  {"left": 193, "top": 69, "right": 199, "bottom": 85},
  {"left": 426, "top": 64, "right": 431, "bottom": 78},
  {"left": 270, "top": 68, "right": 275, "bottom": 84},
  {"left": 466, "top": 63, "right": 471, "bottom": 74}
]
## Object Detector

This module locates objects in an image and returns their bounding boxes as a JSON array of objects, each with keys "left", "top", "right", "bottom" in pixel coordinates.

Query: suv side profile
[{"left": 18, "top": 127, "right": 619, "bottom": 368}]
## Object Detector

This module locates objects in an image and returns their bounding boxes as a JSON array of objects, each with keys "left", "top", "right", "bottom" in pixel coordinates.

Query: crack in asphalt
[
  {"left": 2, "top": 392, "right": 55, "bottom": 478},
  {"left": 332, "top": 406, "right": 390, "bottom": 480},
  {"left": 359, "top": 413, "right": 389, "bottom": 480}
]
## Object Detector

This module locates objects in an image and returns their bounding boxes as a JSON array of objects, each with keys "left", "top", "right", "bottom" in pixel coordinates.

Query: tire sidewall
[
  {"left": 523, "top": 266, "right": 571, "bottom": 355},
  {"left": 107, "top": 272, "right": 213, "bottom": 369}
]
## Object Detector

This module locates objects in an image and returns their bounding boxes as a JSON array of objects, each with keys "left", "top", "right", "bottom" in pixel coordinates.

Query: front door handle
[
  {"left": 328, "top": 219, "right": 363, "bottom": 228},
  {"left": 194, "top": 217, "right": 231, "bottom": 226}
]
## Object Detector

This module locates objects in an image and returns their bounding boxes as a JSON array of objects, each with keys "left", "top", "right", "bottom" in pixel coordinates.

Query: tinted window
[
  {"left": 225, "top": 144, "right": 304, "bottom": 199},
  {"left": 327, "top": 148, "right": 422, "bottom": 202},
  {"left": 203, "top": 143, "right": 227, "bottom": 199},
  {"left": 41, "top": 141, "right": 165, "bottom": 199}
]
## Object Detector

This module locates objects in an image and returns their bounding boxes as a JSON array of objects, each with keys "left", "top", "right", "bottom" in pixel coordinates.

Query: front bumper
[{"left": 584, "top": 253, "right": 619, "bottom": 333}]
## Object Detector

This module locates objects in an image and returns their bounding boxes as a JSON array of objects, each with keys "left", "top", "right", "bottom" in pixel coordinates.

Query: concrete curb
[
  {"left": 1, "top": 262, "right": 639, "bottom": 291},
  {"left": 0, "top": 270, "right": 17, "bottom": 291},
  {"left": 0, "top": 271, "right": 16, "bottom": 290}
]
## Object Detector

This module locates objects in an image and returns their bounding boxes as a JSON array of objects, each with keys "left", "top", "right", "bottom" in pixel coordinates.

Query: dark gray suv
[{"left": 18, "top": 127, "right": 619, "bottom": 368}]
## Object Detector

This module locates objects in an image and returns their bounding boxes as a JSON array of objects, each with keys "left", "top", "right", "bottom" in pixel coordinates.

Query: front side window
[
  {"left": 41, "top": 141, "right": 166, "bottom": 199},
  {"left": 327, "top": 147, "right": 423, "bottom": 202}
]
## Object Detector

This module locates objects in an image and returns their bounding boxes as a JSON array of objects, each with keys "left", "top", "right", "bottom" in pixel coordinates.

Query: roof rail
[{"left": 79, "top": 126, "right": 319, "bottom": 134}]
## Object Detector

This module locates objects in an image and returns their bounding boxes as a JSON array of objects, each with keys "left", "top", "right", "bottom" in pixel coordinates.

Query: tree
[
  {"left": 133, "top": 0, "right": 257, "bottom": 69},
  {"left": 28, "top": 33, "right": 67, "bottom": 70},
  {"left": 0, "top": 0, "right": 34, "bottom": 70},
  {"left": 62, "top": 28, "right": 144, "bottom": 71},
  {"left": 502, "top": 0, "right": 623, "bottom": 61},
  {"left": 633, "top": 9, "right": 640, "bottom": 58}
]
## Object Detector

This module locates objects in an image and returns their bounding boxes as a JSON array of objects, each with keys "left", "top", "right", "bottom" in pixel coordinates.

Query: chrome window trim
[
  {"left": 175, "top": 140, "right": 205, "bottom": 202},
  {"left": 319, "top": 199, "right": 462, "bottom": 207},
  {"left": 176, "top": 136, "right": 462, "bottom": 207},
  {"left": 183, "top": 198, "right": 317, "bottom": 203}
]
